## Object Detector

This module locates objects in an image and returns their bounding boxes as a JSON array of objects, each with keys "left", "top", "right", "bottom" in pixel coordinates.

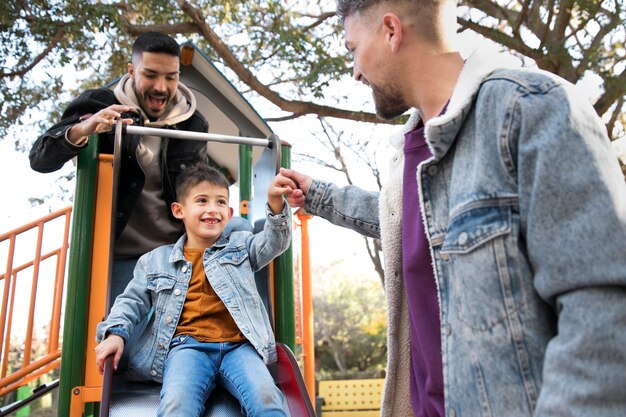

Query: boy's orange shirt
[{"left": 175, "top": 247, "right": 246, "bottom": 342}]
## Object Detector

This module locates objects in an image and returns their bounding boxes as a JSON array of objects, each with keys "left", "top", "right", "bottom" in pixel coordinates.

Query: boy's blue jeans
[{"left": 157, "top": 336, "right": 288, "bottom": 417}]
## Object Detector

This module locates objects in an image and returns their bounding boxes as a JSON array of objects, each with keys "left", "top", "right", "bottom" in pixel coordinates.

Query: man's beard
[
  {"left": 372, "top": 83, "right": 408, "bottom": 120},
  {"left": 133, "top": 84, "right": 170, "bottom": 121}
]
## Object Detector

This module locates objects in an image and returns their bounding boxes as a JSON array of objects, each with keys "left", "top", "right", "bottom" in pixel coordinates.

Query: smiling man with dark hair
[{"left": 30, "top": 31, "right": 221, "bottom": 300}]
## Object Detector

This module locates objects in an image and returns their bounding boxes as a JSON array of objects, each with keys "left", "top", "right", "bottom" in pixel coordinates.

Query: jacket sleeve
[
  {"left": 512, "top": 81, "right": 626, "bottom": 415},
  {"left": 29, "top": 88, "right": 118, "bottom": 173},
  {"left": 246, "top": 203, "right": 292, "bottom": 271},
  {"left": 95, "top": 254, "right": 153, "bottom": 343},
  {"left": 304, "top": 180, "right": 381, "bottom": 239}
]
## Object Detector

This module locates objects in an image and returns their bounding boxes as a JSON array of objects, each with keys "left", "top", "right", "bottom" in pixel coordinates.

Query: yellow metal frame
[{"left": 317, "top": 378, "right": 384, "bottom": 417}]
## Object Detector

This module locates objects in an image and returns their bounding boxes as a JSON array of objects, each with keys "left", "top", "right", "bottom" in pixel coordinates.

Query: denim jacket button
[
  {"left": 448, "top": 408, "right": 456, "bottom": 417},
  {"left": 457, "top": 232, "right": 469, "bottom": 245},
  {"left": 440, "top": 252, "right": 450, "bottom": 261},
  {"left": 444, "top": 324, "right": 452, "bottom": 336},
  {"left": 182, "top": 265, "right": 188, "bottom": 273},
  {"left": 174, "top": 289, "right": 181, "bottom": 296},
  {"left": 165, "top": 316, "right": 173, "bottom": 324},
  {"left": 150, "top": 369, "right": 157, "bottom": 376},
  {"left": 428, "top": 165, "right": 439, "bottom": 176},
  {"left": 158, "top": 342, "right": 164, "bottom": 349}
]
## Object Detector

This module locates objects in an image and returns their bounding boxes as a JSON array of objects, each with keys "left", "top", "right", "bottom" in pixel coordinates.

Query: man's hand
[
  {"left": 94, "top": 334, "right": 125, "bottom": 375},
  {"left": 67, "top": 105, "right": 137, "bottom": 145},
  {"left": 267, "top": 169, "right": 306, "bottom": 214},
  {"left": 278, "top": 168, "right": 312, "bottom": 209}
]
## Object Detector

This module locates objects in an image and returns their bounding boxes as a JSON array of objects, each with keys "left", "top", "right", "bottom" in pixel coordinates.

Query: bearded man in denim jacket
[{"left": 281, "top": 1, "right": 626, "bottom": 416}]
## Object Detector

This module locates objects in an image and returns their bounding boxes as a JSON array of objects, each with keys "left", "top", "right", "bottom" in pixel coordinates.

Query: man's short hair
[
  {"left": 131, "top": 32, "right": 181, "bottom": 64},
  {"left": 175, "top": 163, "right": 231, "bottom": 201},
  {"left": 336, "top": 0, "right": 449, "bottom": 44},
  {"left": 336, "top": 0, "right": 382, "bottom": 22}
]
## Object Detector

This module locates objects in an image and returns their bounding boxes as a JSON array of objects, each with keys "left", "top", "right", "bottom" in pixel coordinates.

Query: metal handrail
[
  {"left": 0, "top": 206, "right": 71, "bottom": 396},
  {"left": 124, "top": 125, "right": 272, "bottom": 147},
  {"left": 121, "top": 124, "right": 281, "bottom": 173}
]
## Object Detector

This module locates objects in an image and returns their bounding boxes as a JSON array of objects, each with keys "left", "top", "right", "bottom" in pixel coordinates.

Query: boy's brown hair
[{"left": 175, "top": 163, "right": 230, "bottom": 201}]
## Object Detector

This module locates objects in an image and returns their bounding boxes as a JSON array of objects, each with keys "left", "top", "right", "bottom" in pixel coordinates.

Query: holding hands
[
  {"left": 277, "top": 168, "right": 312, "bottom": 209},
  {"left": 267, "top": 168, "right": 312, "bottom": 214}
]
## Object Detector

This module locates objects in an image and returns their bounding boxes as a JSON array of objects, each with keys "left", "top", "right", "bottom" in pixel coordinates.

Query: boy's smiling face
[{"left": 171, "top": 181, "right": 233, "bottom": 249}]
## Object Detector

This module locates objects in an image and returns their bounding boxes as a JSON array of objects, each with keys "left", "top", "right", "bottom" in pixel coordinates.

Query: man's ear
[
  {"left": 171, "top": 202, "right": 184, "bottom": 219},
  {"left": 381, "top": 13, "right": 403, "bottom": 52},
  {"left": 128, "top": 63, "right": 135, "bottom": 79}
]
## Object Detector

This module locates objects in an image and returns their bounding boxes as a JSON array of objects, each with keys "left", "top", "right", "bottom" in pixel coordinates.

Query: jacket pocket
[
  {"left": 439, "top": 202, "right": 518, "bottom": 333},
  {"left": 216, "top": 245, "right": 249, "bottom": 266},
  {"left": 146, "top": 274, "right": 177, "bottom": 312},
  {"left": 441, "top": 204, "right": 511, "bottom": 254},
  {"left": 217, "top": 245, "right": 254, "bottom": 287}
]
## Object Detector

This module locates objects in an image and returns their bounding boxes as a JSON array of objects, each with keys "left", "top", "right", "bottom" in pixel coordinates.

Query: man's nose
[
  {"left": 353, "top": 65, "right": 363, "bottom": 83},
  {"left": 153, "top": 76, "right": 167, "bottom": 92}
]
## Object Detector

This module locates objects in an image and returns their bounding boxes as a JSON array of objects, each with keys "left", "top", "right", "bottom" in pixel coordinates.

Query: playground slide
[{"left": 100, "top": 343, "right": 315, "bottom": 417}]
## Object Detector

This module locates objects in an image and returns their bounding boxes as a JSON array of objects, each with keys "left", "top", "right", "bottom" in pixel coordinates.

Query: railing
[{"left": 0, "top": 206, "right": 72, "bottom": 397}]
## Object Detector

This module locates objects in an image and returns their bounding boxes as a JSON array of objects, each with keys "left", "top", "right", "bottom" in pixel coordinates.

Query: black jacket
[{"left": 30, "top": 88, "right": 211, "bottom": 238}]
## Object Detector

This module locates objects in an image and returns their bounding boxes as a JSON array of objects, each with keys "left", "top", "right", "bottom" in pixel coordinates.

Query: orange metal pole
[
  {"left": 0, "top": 358, "right": 61, "bottom": 397},
  {"left": 50, "top": 208, "right": 72, "bottom": 352},
  {"left": 0, "top": 206, "right": 72, "bottom": 395},
  {"left": 0, "top": 351, "right": 62, "bottom": 391},
  {"left": 296, "top": 209, "right": 315, "bottom": 404},
  {"left": 23, "top": 222, "right": 45, "bottom": 368},
  {"left": 0, "top": 235, "right": 16, "bottom": 375},
  {"left": 83, "top": 155, "right": 114, "bottom": 389},
  {"left": 1, "top": 270, "right": 17, "bottom": 379}
]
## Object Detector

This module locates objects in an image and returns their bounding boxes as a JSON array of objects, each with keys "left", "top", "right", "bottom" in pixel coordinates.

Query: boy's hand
[
  {"left": 278, "top": 168, "right": 311, "bottom": 209},
  {"left": 268, "top": 170, "right": 304, "bottom": 214},
  {"left": 95, "top": 334, "right": 125, "bottom": 375}
]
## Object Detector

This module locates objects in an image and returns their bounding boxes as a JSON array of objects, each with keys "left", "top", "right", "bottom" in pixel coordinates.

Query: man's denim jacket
[
  {"left": 96, "top": 204, "right": 291, "bottom": 383},
  {"left": 304, "top": 49, "right": 626, "bottom": 417}
]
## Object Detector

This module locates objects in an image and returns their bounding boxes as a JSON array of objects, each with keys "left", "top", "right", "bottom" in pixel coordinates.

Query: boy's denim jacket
[
  {"left": 305, "top": 49, "right": 626, "bottom": 417},
  {"left": 96, "top": 204, "right": 291, "bottom": 383}
]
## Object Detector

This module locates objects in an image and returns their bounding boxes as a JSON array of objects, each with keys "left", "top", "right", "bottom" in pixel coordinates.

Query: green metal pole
[
  {"left": 16, "top": 385, "right": 30, "bottom": 417},
  {"left": 274, "top": 142, "right": 296, "bottom": 351},
  {"left": 58, "top": 135, "right": 99, "bottom": 417},
  {"left": 238, "top": 144, "right": 253, "bottom": 219}
]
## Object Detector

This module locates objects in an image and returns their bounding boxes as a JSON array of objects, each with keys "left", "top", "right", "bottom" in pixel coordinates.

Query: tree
[
  {"left": 312, "top": 260, "right": 387, "bottom": 380},
  {"left": 2, "top": 0, "right": 624, "bottom": 276},
  {"left": 2, "top": 1, "right": 625, "bottom": 140},
  {"left": 459, "top": 1, "right": 625, "bottom": 140},
  {"left": 297, "top": 117, "right": 385, "bottom": 282}
]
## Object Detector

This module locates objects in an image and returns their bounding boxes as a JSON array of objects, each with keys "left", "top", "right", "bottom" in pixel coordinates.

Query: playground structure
[
  {"left": 0, "top": 40, "right": 388, "bottom": 417},
  {"left": 0, "top": 42, "right": 318, "bottom": 416}
]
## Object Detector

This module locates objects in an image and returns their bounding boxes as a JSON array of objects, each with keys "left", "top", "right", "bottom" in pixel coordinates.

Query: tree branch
[
  {"left": 595, "top": 68, "right": 626, "bottom": 116},
  {"left": 175, "top": 0, "right": 392, "bottom": 124},
  {"left": 605, "top": 96, "right": 623, "bottom": 141},
  {"left": 0, "top": 29, "right": 65, "bottom": 78}
]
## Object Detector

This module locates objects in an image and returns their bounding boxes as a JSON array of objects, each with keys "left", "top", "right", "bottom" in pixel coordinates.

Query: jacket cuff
[
  {"left": 265, "top": 202, "right": 290, "bottom": 229},
  {"left": 64, "top": 125, "right": 89, "bottom": 147},
  {"left": 105, "top": 326, "right": 129, "bottom": 342},
  {"left": 304, "top": 179, "right": 327, "bottom": 215}
]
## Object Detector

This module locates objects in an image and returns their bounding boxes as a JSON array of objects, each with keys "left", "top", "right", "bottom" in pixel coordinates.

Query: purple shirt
[{"left": 402, "top": 122, "right": 444, "bottom": 417}]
